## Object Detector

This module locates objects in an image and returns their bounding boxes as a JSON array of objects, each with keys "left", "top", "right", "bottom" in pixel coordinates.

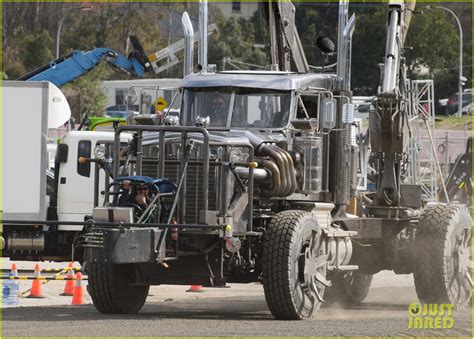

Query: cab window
[{"left": 77, "top": 140, "right": 91, "bottom": 177}]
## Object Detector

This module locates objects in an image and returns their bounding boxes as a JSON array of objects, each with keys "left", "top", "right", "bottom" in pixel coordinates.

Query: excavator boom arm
[
  {"left": 263, "top": 0, "right": 309, "bottom": 73},
  {"left": 370, "top": 0, "right": 417, "bottom": 208},
  {"left": 380, "top": 1, "right": 415, "bottom": 95},
  {"left": 19, "top": 37, "right": 152, "bottom": 87}
]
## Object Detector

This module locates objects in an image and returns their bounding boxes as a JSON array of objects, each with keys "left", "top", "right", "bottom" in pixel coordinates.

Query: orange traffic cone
[
  {"left": 186, "top": 285, "right": 203, "bottom": 292},
  {"left": 27, "top": 264, "right": 46, "bottom": 298},
  {"left": 60, "top": 262, "right": 74, "bottom": 296},
  {"left": 71, "top": 272, "right": 85, "bottom": 305},
  {"left": 11, "top": 263, "right": 19, "bottom": 278}
]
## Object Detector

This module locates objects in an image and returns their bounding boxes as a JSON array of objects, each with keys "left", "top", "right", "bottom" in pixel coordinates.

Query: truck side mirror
[
  {"left": 290, "top": 119, "right": 318, "bottom": 130},
  {"left": 55, "top": 144, "right": 69, "bottom": 163}
]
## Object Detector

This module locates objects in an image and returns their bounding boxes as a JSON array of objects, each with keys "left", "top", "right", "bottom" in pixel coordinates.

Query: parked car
[
  {"left": 446, "top": 91, "right": 472, "bottom": 115},
  {"left": 104, "top": 105, "right": 140, "bottom": 119},
  {"left": 353, "top": 96, "right": 375, "bottom": 120},
  {"left": 462, "top": 103, "right": 472, "bottom": 115}
]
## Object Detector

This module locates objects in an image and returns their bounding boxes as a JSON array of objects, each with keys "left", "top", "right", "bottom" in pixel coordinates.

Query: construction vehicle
[
  {"left": 352, "top": 0, "right": 472, "bottom": 309},
  {"left": 19, "top": 23, "right": 216, "bottom": 88},
  {"left": 1, "top": 0, "right": 471, "bottom": 320},
  {"left": 18, "top": 36, "right": 153, "bottom": 87}
]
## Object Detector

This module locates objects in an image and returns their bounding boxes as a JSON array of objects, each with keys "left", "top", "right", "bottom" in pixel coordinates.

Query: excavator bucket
[{"left": 128, "top": 35, "right": 153, "bottom": 73}]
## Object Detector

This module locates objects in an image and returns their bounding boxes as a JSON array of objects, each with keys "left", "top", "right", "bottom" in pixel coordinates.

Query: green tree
[
  {"left": 63, "top": 63, "right": 109, "bottom": 118},
  {"left": 405, "top": 9, "right": 460, "bottom": 99},
  {"left": 351, "top": 6, "right": 387, "bottom": 95},
  {"left": 19, "top": 30, "right": 54, "bottom": 71},
  {"left": 61, "top": 3, "right": 162, "bottom": 59},
  {"left": 208, "top": 15, "right": 267, "bottom": 71},
  {"left": 2, "top": 53, "right": 27, "bottom": 79},
  {"left": 349, "top": 6, "right": 461, "bottom": 98},
  {"left": 295, "top": 3, "right": 343, "bottom": 68},
  {"left": 406, "top": 10, "right": 458, "bottom": 77}
]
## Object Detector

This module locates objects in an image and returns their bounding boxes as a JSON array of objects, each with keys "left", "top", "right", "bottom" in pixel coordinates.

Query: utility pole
[
  {"left": 56, "top": 5, "right": 93, "bottom": 58},
  {"left": 427, "top": 5, "right": 464, "bottom": 117}
]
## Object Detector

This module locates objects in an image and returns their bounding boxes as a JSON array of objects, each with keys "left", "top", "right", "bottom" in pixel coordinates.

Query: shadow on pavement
[
  {"left": 1, "top": 296, "right": 275, "bottom": 322},
  {"left": 323, "top": 301, "right": 410, "bottom": 311}
]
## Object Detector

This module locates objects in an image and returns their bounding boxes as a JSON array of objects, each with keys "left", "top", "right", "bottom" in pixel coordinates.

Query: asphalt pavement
[{"left": 1, "top": 260, "right": 472, "bottom": 337}]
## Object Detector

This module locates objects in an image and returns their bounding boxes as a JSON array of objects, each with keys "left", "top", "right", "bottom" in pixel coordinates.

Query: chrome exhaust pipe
[
  {"left": 182, "top": 12, "right": 195, "bottom": 76},
  {"left": 279, "top": 147, "right": 297, "bottom": 195},
  {"left": 199, "top": 0, "right": 208, "bottom": 71},
  {"left": 262, "top": 145, "right": 288, "bottom": 196},
  {"left": 259, "top": 160, "right": 281, "bottom": 196},
  {"left": 342, "top": 13, "right": 356, "bottom": 91},
  {"left": 336, "top": 0, "right": 349, "bottom": 88}
]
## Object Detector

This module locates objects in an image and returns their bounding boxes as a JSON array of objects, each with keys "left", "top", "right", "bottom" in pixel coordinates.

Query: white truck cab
[{"left": 56, "top": 131, "right": 131, "bottom": 231}]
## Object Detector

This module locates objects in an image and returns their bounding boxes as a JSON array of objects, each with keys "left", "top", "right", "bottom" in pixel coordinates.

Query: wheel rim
[
  {"left": 293, "top": 229, "right": 328, "bottom": 315},
  {"left": 448, "top": 226, "right": 472, "bottom": 304}
]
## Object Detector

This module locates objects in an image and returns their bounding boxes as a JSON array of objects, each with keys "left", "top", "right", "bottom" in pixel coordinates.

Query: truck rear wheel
[
  {"left": 413, "top": 205, "right": 472, "bottom": 308},
  {"left": 326, "top": 272, "right": 373, "bottom": 305},
  {"left": 88, "top": 262, "right": 149, "bottom": 314},
  {"left": 262, "top": 210, "right": 328, "bottom": 320}
]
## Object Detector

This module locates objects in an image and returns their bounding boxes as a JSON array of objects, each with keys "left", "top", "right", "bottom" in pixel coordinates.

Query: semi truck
[{"left": 1, "top": 0, "right": 471, "bottom": 320}]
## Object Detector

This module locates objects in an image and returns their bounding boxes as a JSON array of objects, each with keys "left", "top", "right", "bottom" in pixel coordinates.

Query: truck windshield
[{"left": 182, "top": 87, "right": 292, "bottom": 128}]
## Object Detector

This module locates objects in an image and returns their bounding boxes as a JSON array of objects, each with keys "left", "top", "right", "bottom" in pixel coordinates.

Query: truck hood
[{"left": 143, "top": 129, "right": 287, "bottom": 150}]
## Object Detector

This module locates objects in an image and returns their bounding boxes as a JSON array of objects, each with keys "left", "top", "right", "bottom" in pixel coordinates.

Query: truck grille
[{"left": 142, "top": 158, "right": 219, "bottom": 223}]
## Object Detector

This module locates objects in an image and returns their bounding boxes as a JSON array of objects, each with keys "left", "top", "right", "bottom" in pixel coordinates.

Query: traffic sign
[{"left": 153, "top": 97, "right": 168, "bottom": 112}]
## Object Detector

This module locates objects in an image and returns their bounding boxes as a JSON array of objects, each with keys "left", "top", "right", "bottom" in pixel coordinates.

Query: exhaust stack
[
  {"left": 341, "top": 13, "right": 356, "bottom": 91},
  {"left": 336, "top": 0, "right": 356, "bottom": 91},
  {"left": 182, "top": 12, "right": 194, "bottom": 76},
  {"left": 336, "top": 0, "right": 349, "bottom": 87},
  {"left": 199, "top": 0, "right": 208, "bottom": 72}
]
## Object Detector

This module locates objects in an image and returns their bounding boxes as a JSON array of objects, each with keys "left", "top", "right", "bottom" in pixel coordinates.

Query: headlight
[
  {"left": 195, "top": 116, "right": 210, "bottom": 128},
  {"left": 164, "top": 115, "right": 179, "bottom": 126},
  {"left": 94, "top": 145, "right": 106, "bottom": 160}
]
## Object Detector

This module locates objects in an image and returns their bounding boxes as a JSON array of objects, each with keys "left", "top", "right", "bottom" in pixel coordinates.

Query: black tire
[
  {"left": 326, "top": 271, "right": 373, "bottom": 305},
  {"left": 413, "top": 205, "right": 472, "bottom": 309},
  {"left": 262, "top": 210, "right": 327, "bottom": 320},
  {"left": 88, "top": 262, "right": 149, "bottom": 314}
]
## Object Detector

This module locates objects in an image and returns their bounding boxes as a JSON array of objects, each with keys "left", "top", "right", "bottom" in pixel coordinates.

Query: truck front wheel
[
  {"left": 413, "top": 205, "right": 472, "bottom": 308},
  {"left": 88, "top": 262, "right": 149, "bottom": 314},
  {"left": 262, "top": 210, "right": 328, "bottom": 320}
]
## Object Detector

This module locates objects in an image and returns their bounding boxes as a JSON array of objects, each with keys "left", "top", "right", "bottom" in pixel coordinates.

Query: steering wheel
[{"left": 119, "top": 202, "right": 144, "bottom": 221}]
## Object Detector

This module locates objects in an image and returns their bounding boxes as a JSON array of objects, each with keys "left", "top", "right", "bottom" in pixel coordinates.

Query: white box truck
[{"left": 1, "top": 81, "right": 130, "bottom": 261}]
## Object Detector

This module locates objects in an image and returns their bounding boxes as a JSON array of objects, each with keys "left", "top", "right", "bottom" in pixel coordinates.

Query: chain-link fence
[{"left": 423, "top": 128, "right": 471, "bottom": 180}]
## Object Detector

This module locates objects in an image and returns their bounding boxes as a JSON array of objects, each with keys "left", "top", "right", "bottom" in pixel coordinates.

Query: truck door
[{"left": 56, "top": 133, "right": 108, "bottom": 231}]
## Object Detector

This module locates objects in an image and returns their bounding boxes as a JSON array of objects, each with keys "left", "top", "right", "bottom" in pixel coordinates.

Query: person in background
[{"left": 209, "top": 95, "right": 228, "bottom": 126}]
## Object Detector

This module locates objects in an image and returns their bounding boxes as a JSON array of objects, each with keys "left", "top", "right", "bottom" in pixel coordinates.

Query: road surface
[{"left": 1, "top": 260, "right": 471, "bottom": 337}]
